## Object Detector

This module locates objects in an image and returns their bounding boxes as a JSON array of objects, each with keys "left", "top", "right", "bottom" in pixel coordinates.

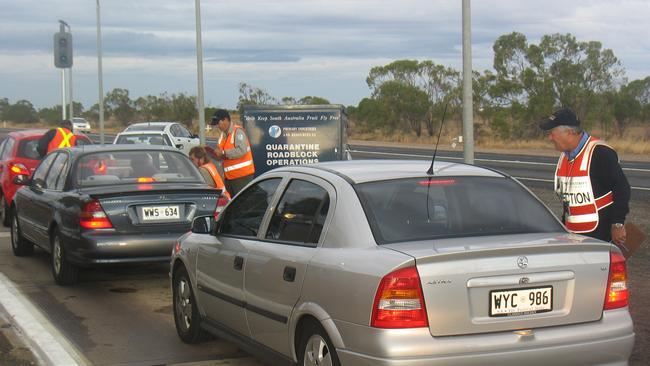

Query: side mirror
[
  {"left": 13, "top": 174, "right": 30, "bottom": 186},
  {"left": 191, "top": 215, "right": 215, "bottom": 234}
]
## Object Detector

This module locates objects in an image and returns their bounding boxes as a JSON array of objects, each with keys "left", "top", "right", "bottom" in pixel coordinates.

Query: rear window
[
  {"left": 115, "top": 133, "right": 171, "bottom": 146},
  {"left": 356, "top": 176, "right": 563, "bottom": 244},
  {"left": 125, "top": 124, "right": 166, "bottom": 132},
  {"left": 74, "top": 150, "right": 203, "bottom": 187},
  {"left": 17, "top": 139, "right": 40, "bottom": 160}
]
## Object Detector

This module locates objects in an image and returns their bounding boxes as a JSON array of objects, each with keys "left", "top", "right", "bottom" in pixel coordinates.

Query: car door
[
  {"left": 196, "top": 177, "right": 283, "bottom": 336},
  {"left": 17, "top": 152, "right": 61, "bottom": 247},
  {"left": 243, "top": 174, "right": 335, "bottom": 355}
]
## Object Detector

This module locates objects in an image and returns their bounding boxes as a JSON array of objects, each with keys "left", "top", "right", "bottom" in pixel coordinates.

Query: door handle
[
  {"left": 233, "top": 256, "right": 244, "bottom": 270},
  {"left": 283, "top": 266, "right": 296, "bottom": 282}
]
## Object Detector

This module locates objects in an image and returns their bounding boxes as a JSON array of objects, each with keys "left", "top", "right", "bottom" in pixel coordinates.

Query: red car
[{"left": 0, "top": 129, "right": 92, "bottom": 226}]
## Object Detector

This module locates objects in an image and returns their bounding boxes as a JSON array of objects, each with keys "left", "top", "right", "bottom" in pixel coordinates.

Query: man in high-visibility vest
[
  {"left": 189, "top": 146, "right": 230, "bottom": 199},
  {"left": 209, "top": 109, "right": 255, "bottom": 196},
  {"left": 539, "top": 107, "right": 631, "bottom": 245},
  {"left": 37, "top": 119, "right": 77, "bottom": 158}
]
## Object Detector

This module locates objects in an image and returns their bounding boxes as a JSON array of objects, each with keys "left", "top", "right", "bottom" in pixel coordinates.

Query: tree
[
  {"left": 0, "top": 98, "right": 8, "bottom": 120},
  {"left": 491, "top": 32, "right": 624, "bottom": 136},
  {"left": 3, "top": 100, "right": 38, "bottom": 123},
  {"left": 170, "top": 93, "right": 197, "bottom": 127},
  {"left": 237, "top": 83, "right": 277, "bottom": 115},
  {"left": 297, "top": 96, "right": 330, "bottom": 105},
  {"left": 105, "top": 88, "right": 135, "bottom": 126},
  {"left": 38, "top": 105, "right": 64, "bottom": 125},
  {"left": 376, "top": 81, "right": 430, "bottom": 137},
  {"left": 367, "top": 60, "right": 460, "bottom": 136}
]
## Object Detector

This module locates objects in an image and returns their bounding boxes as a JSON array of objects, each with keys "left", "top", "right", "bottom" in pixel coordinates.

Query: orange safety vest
[
  {"left": 47, "top": 128, "right": 77, "bottom": 153},
  {"left": 218, "top": 125, "right": 255, "bottom": 180},
  {"left": 201, "top": 162, "right": 231, "bottom": 199},
  {"left": 554, "top": 136, "right": 614, "bottom": 233}
]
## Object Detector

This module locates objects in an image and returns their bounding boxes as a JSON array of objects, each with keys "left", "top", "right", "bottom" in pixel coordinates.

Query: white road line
[
  {"left": 0, "top": 232, "right": 10, "bottom": 238},
  {"left": 349, "top": 149, "right": 650, "bottom": 171},
  {"left": 0, "top": 273, "right": 88, "bottom": 366}
]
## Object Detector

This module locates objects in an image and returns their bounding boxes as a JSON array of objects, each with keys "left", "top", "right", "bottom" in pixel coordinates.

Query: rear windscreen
[
  {"left": 75, "top": 150, "right": 203, "bottom": 187},
  {"left": 356, "top": 176, "right": 564, "bottom": 244},
  {"left": 17, "top": 139, "right": 40, "bottom": 160},
  {"left": 115, "top": 134, "right": 171, "bottom": 146}
]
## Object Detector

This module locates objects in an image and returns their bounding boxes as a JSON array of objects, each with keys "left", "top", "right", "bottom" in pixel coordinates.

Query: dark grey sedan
[{"left": 10, "top": 145, "right": 224, "bottom": 286}]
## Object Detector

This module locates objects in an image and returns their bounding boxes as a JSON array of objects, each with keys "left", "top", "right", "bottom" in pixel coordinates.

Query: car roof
[
  {"left": 8, "top": 129, "right": 48, "bottom": 139},
  {"left": 116, "top": 130, "right": 166, "bottom": 136},
  {"left": 271, "top": 159, "right": 506, "bottom": 184},
  {"left": 125, "top": 122, "right": 177, "bottom": 131},
  {"left": 65, "top": 144, "right": 180, "bottom": 156}
]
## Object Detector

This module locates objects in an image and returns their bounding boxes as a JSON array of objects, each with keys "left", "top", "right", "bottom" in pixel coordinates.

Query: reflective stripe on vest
[
  {"left": 47, "top": 128, "right": 76, "bottom": 153},
  {"left": 554, "top": 137, "right": 614, "bottom": 233},
  {"left": 218, "top": 125, "right": 255, "bottom": 180},
  {"left": 201, "top": 162, "right": 231, "bottom": 199}
]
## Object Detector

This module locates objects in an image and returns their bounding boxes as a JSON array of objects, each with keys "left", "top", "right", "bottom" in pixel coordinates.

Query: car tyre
[
  {"left": 10, "top": 207, "right": 33, "bottom": 256},
  {"left": 173, "top": 266, "right": 208, "bottom": 343},
  {"left": 51, "top": 229, "right": 79, "bottom": 286},
  {"left": 298, "top": 320, "right": 341, "bottom": 366},
  {"left": 1, "top": 194, "right": 10, "bottom": 227}
]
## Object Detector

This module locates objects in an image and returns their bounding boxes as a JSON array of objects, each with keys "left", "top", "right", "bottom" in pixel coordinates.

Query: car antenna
[{"left": 426, "top": 103, "right": 448, "bottom": 176}]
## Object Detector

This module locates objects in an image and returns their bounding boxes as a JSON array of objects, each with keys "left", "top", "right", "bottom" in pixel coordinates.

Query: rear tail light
[
  {"left": 9, "top": 163, "right": 30, "bottom": 176},
  {"left": 371, "top": 266, "right": 428, "bottom": 328},
  {"left": 604, "top": 251, "right": 628, "bottom": 310},
  {"left": 214, "top": 196, "right": 229, "bottom": 219},
  {"left": 137, "top": 177, "right": 155, "bottom": 183},
  {"left": 79, "top": 200, "right": 113, "bottom": 229}
]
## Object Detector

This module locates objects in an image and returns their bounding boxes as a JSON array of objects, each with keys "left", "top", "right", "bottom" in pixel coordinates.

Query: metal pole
[
  {"left": 195, "top": 0, "right": 206, "bottom": 144},
  {"left": 69, "top": 67, "right": 74, "bottom": 120},
  {"left": 96, "top": 0, "right": 105, "bottom": 144},
  {"left": 462, "top": 0, "right": 474, "bottom": 164},
  {"left": 61, "top": 69, "right": 67, "bottom": 120}
]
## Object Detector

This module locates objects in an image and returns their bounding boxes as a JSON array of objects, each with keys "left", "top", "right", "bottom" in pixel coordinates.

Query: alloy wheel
[
  {"left": 176, "top": 279, "right": 192, "bottom": 331},
  {"left": 53, "top": 237, "right": 62, "bottom": 275},
  {"left": 304, "top": 334, "right": 333, "bottom": 366}
]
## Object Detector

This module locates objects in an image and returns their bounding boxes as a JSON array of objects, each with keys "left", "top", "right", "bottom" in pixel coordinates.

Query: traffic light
[{"left": 54, "top": 32, "right": 73, "bottom": 68}]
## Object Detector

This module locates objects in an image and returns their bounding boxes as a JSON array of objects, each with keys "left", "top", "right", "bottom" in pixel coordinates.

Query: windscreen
[
  {"left": 115, "top": 133, "right": 170, "bottom": 146},
  {"left": 356, "top": 176, "right": 564, "bottom": 244},
  {"left": 75, "top": 150, "right": 203, "bottom": 187}
]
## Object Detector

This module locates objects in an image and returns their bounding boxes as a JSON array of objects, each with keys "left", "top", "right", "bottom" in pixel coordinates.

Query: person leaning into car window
[
  {"left": 538, "top": 107, "right": 631, "bottom": 245},
  {"left": 37, "top": 119, "right": 77, "bottom": 158},
  {"left": 207, "top": 109, "right": 255, "bottom": 196},
  {"left": 189, "top": 146, "right": 230, "bottom": 199}
]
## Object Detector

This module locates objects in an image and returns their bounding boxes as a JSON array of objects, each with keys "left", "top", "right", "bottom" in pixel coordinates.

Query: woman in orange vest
[
  {"left": 189, "top": 146, "right": 230, "bottom": 199},
  {"left": 209, "top": 109, "right": 255, "bottom": 196}
]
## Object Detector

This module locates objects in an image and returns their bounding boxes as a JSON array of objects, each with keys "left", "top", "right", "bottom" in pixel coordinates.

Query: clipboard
[{"left": 616, "top": 223, "right": 647, "bottom": 259}]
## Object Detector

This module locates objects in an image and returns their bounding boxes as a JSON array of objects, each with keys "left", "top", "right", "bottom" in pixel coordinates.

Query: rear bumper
[
  {"left": 335, "top": 308, "right": 634, "bottom": 366},
  {"left": 66, "top": 230, "right": 184, "bottom": 266}
]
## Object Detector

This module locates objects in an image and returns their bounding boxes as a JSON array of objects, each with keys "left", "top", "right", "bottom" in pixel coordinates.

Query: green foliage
[
  {"left": 2, "top": 100, "right": 38, "bottom": 123},
  {"left": 376, "top": 81, "right": 430, "bottom": 137},
  {"left": 105, "top": 88, "right": 135, "bottom": 126},
  {"left": 237, "top": 82, "right": 277, "bottom": 115}
]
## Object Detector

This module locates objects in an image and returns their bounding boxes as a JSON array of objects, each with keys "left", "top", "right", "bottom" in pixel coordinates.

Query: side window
[
  {"left": 0, "top": 139, "right": 7, "bottom": 159},
  {"left": 220, "top": 178, "right": 282, "bottom": 238},
  {"left": 177, "top": 125, "right": 191, "bottom": 138},
  {"left": 265, "top": 179, "right": 330, "bottom": 245},
  {"left": 45, "top": 153, "right": 69, "bottom": 191},
  {"left": 170, "top": 125, "right": 181, "bottom": 137},
  {"left": 1, "top": 138, "right": 15, "bottom": 160},
  {"left": 76, "top": 136, "right": 92, "bottom": 146},
  {"left": 32, "top": 153, "right": 59, "bottom": 187}
]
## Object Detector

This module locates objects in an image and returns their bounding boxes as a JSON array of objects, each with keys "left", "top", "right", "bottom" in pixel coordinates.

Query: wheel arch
[{"left": 291, "top": 302, "right": 345, "bottom": 362}]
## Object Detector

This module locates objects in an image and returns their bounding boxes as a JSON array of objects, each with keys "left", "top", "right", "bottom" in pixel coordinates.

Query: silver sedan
[{"left": 170, "top": 159, "right": 634, "bottom": 366}]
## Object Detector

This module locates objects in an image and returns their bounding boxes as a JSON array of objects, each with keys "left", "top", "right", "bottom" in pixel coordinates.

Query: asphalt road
[{"left": 0, "top": 130, "right": 648, "bottom": 365}]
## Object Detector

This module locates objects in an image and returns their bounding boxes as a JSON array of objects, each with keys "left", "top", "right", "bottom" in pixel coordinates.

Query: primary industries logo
[{"left": 269, "top": 125, "right": 282, "bottom": 138}]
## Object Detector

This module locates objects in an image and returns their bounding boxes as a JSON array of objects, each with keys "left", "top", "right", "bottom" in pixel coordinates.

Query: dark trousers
[{"left": 225, "top": 174, "right": 254, "bottom": 197}]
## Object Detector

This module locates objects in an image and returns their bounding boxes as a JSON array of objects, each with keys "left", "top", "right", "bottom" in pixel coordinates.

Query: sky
[{"left": 1, "top": 0, "right": 649, "bottom": 110}]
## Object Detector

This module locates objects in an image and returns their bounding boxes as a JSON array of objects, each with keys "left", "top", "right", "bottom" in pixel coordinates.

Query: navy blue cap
[{"left": 538, "top": 108, "right": 580, "bottom": 130}]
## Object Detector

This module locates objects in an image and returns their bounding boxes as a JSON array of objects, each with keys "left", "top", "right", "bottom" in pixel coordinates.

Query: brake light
[
  {"left": 9, "top": 163, "right": 30, "bottom": 176},
  {"left": 604, "top": 251, "right": 628, "bottom": 310},
  {"left": 214, "top": 196, "right": 229, "bottom": 219},
  {"left": 371, "top": 266, "right": 428, "bottom": 328},
  {"left": 137, "top": 177, "right": 155, "bottom": 183},
  {"left": 418, "top": 179, "right": 456, "bottom": 186},
  {"left": 79, "top": 200, "right": 113, "bottom": 229}
]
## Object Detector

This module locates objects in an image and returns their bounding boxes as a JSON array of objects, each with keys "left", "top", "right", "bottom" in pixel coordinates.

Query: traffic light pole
[
  {"left": 61, "top": 69, "right": 66, "bottom": 120},
  {"left": 57, "top": 20, "right": 72, "bottom": 122}
]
